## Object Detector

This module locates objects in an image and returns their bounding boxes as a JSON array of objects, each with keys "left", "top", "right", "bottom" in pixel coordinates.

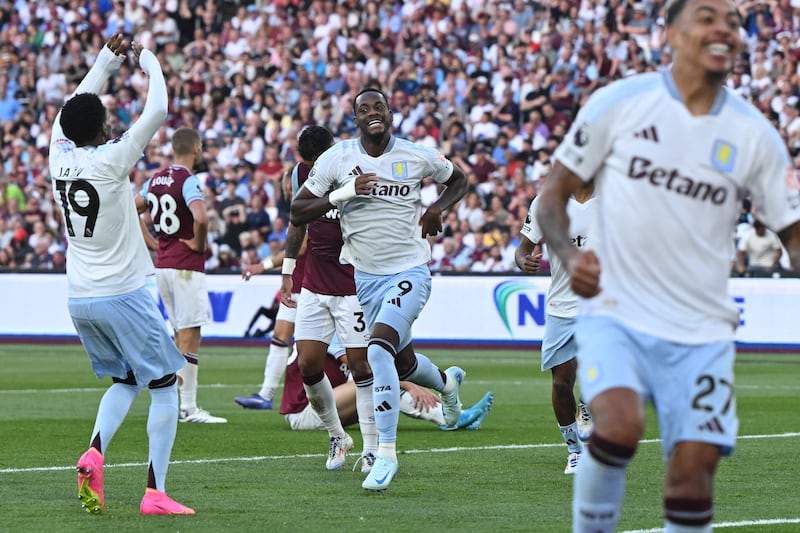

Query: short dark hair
[
  {"left": 665, "top": 0, "right": 690, "bottom": 26},
  {"left": 172, "top": 127, "right": 202, "bottom": 156},
  {"left": 59, "top": 93, "right": 105, "bottom": 145},
  {"left": 352, "top": 87, "right": 388, "bottom": 113},
  {"left": 298, "top": 125, "right": 334, "bottom": 162}
]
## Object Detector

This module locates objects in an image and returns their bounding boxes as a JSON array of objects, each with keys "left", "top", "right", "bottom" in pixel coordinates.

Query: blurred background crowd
[{"left": 0, "top": 0, "right": 796, "bottom": 275}]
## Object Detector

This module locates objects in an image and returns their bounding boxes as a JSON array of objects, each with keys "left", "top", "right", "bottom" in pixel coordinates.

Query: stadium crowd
[{"left": 0, "top": 0, "right": 795, "bottom": 274}]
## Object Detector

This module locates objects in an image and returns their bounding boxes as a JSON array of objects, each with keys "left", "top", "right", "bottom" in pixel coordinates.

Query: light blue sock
[
  {"left": 367, "top": 342, "right": 400, "bottom": 444},
  {"left": 147, "top": 383, "right": 179, "bottom": 492},
  {"left": 404, "top": 352, "right": 446, "bottom": 392},
  {"left": 91, "top": 382, "right": 141, "bottom": 454}
]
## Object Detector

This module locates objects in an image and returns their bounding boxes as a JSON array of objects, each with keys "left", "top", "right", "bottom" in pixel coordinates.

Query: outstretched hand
[
  {"left": 242, "top": 262, "right": 265, "bottom": 281},
  {"left": 105, "top": 33, "right": 128, "bottom": 57},
  {"left": 399, "top": 381, "right": 441, "bottom": 411}
]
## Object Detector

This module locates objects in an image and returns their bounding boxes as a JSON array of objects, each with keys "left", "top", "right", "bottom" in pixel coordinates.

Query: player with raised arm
[
  {"left": 535, "top": 0, "right": 800, "bottom": 530},
  {"left": 50, "top": 35, "right": 194, "bottom": 515},
  {"left": 141, "top": 127, "right": 226, "bottom": 424},
  {"left": 278, "top": 125, "right": 377, "bottom": 472},
  {"left": 515, "top": 181, "right": 595, "bottom": 475},
  {"left": 291, "top": 89, "right": 470, "bottom": 491}
]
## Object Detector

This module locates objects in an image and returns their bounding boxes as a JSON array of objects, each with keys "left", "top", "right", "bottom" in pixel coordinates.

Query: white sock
[
  {"left": 377, "top": 442, "right": 397, "bottom": 463},
  {"left": 260, "top": 341, "right": 290, "bottom": 400},
  {"left": 559, "top": 422, "right": 583, "bottom": 454},
  {"left": 399, "top": 390, "right": 445, "bottom": 425},
  {"left": 177, "top": 353, "right": 198, "bottom": 413},
  {"left": 356, "top": 378, "right": 377, "bottom": 454},
  {"left": 92, "top": 382, "right": 141, "bottom": 454},
  {"left": 304, "top": 374, "right": 346, "bottom": 438},
  {"left": 573, "top": 449, "right": 627, "bottom": 532},
  {"left": 147, "top": 383, "right": 179, "bottom": 492}
]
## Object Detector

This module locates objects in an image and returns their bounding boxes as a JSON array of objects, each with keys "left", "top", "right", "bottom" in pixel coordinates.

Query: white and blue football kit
[
  {"left": 555, "top": 70, "right": 800, "bottom": 455},
  {"left": 304, "top": 136, "right": 453, "bottom": 345},
  {"left": 50, "top": 46, "right": 184, "bottom": 385},
  {"left": 304, "top": 136, "right": 454, "bottom": 275},
  {"left": 522, "top": 195, "right": 595, "bottom": 371},
  {"left": 302, "top": 135, "right": 457, "bottom": 466}
]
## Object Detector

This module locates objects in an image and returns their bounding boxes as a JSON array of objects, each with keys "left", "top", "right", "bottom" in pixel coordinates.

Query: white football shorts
[
  {"left": 294, "top": 289, "right": 369, "bottom": 347},
  {"left": 155, "top": 268, "right": 211, "bottom": 330}
]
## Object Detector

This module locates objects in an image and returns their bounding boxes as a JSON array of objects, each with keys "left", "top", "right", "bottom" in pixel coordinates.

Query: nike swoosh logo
[{"left": 375, "top": 471, "right": 391, "bottom": 484}]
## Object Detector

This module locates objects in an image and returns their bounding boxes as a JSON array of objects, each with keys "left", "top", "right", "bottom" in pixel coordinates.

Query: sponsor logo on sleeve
[{"left": 573, "top": 123, "right": 589, "bottom": 147}]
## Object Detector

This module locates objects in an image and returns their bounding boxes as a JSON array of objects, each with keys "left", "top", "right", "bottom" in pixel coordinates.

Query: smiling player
[
  {"left": 291, "top": 88, "right": 469, "bottom": 491},
  {"left": 535, "top": 0, "right": 800, "bottom": 530}
]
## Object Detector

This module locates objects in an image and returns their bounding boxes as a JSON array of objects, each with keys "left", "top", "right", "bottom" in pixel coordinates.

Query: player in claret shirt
[{"left": 142, "top": 127, "right": 226, "bottom": 424}]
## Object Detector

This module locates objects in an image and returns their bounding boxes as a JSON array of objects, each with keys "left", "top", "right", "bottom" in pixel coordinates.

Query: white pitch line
[
  {"left": 0, "top": 380, "right": 528, "bottom": 394},
  {"left": 2, "top": 432, "right": 798, "bottom": 475},
  {"left": 621, "top": 517, "right": 800, "bottom": 532}
]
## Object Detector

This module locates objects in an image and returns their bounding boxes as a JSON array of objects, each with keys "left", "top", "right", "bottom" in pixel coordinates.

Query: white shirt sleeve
[
  {"left": 520, "top": 196, "right": 542, "bottom": 243},
  {"left": 746, "top": 127, "right": 800, "bottom": 233},
  {"left": 425, "top": 148, "right": 455, "bottom": 185},
  {"left": 303, "top": 148, "right": 338, "bottom": 197},
  {"left": 553, "top": 83, "right": 622, "bottom": 182}
]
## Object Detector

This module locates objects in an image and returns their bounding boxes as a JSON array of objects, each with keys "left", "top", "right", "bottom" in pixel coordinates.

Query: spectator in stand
[
  {"left": 472, "top": 111, "right": 500, "bottom": 144},
  {"left": 458, "top": 191, "right": 486, "bottom": 233},
  {"left": 219, "top": 204, "right": 249, "bottom": 256},
  {"left": 267, "top": 215, "right": 288, "bottom": 244},
  {"left": 216, "top": 244, "right": 240, "bottom": 271},
  {"left": 245, "top": 193, "right": 272, "bottom": 238},
  {"left": 736, "top": 220, "right": 784, "bottom": 277},
  {"left": 1, "top": 0, "right": 798, "bottom": 274},
  {"left": 0, "top": 247, "right": 16, "bottom": 269},
  {"left": 469, "top": 145, "right": 498, "bottom": 187}
]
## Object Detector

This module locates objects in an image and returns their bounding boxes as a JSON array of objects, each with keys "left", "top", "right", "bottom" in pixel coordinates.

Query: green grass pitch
[{"left": 0, "top": 344, "right": 798, "bottom": 532}]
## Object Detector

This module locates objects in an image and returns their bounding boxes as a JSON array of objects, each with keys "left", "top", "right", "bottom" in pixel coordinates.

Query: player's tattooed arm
[
  {"left": 278, "top": 222, "right": 306, "bottom": 307},
  {"left": 284, "top": 221, "right": 306, "bottom": 260}
]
